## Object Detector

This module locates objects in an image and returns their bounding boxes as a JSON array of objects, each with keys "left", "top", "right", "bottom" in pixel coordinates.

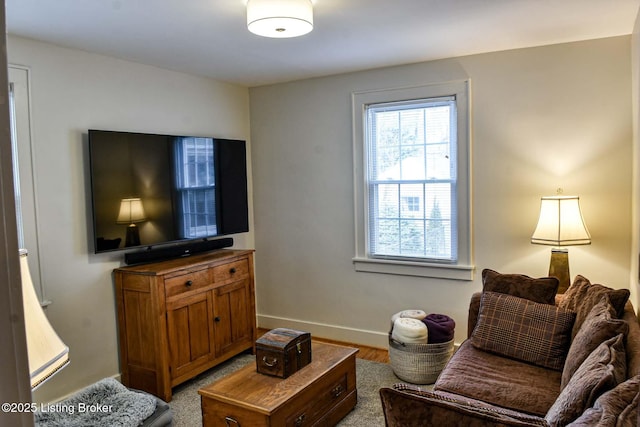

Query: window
[
  {"left": 352, "top": 81, "right": 473, "bottom": 280},
  {"left": 9, "top": 65, "right": 48, "bottom": 300},
  {"left": 404, "top": 196, "right": 420, "bottom": 212},
  {"left": 174, "top": 137, "right": 218, "bottom": 238}
]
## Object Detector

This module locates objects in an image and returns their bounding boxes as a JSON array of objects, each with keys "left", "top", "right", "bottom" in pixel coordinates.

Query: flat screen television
[{"left": 88, "top": 129, "right": 249, "bottom": 254}]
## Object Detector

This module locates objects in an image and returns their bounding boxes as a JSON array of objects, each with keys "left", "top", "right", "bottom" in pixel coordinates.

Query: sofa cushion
[
  {"left": 545, "top": 334, "right": 627, "bottom": 427},
  {"left": 558, "top": 275, "right": 630, "bottom": 339},
  {"left": 482, "top": 269, "right": 559, "bottom": 305},
  {"left": 434, "top": 340, "right": 562, "bottom": 417},
  {"left": 471, "top": 292, "right": 575, "bottom": 370},
  {"left": 566, "top": 375, "right": 639, "bottom": 427},
  {"left": 561, "top": 296, "right": 628, "bottom": 389}
]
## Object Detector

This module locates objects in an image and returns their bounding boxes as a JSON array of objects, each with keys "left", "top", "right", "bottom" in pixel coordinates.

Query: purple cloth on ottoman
[{"left": 422, "top": 314, "right": 456, "bottom": 343}]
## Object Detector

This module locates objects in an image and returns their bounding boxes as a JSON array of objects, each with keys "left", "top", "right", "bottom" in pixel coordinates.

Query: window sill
[{"left": 352, "top": 257, "right": 475, "bottom": 281}]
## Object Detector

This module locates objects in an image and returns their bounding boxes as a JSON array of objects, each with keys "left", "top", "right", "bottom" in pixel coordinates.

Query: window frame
[
  {"left": 8, "top": 65, "right": 49, "bottom": 300},
  {"left": 352, "top": 80, "right": 473, "bottom": 280}
]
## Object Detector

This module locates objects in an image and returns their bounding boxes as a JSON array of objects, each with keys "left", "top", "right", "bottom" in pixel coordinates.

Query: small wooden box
[{"left": 256, "top": 328, "right": 312, "bottom": 378}]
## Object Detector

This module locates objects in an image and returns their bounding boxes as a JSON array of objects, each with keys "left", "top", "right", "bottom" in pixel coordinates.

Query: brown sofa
[{"left": 380, "top": 272, "right": 640, "bottom": 426}]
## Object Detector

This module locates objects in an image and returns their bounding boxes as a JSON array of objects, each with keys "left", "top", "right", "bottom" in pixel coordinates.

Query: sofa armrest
[
  {"left": 380, "top": 385, "right": 548, "bottom": 427},
  {"left": 468, "top": 292, "right": 482, "bottom": 338}
]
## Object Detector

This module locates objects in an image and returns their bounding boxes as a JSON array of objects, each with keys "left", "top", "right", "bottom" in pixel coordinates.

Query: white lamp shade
[
  {"left": 247, "top": 0, "right": 313, "bottom": 38},
  {"left": 20, "top": 249, "right": 69, "bottom": 389},
  {"left": 531, "top": 196, "right": 591, "bottom": 246},
  {"left": 116, "top": 198, "right": 146, "bottom": 224}
]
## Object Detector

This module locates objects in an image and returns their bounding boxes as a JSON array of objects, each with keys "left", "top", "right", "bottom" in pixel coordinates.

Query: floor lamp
[{"left": 531, "top": 195, "right": 591, "bottom": 293}]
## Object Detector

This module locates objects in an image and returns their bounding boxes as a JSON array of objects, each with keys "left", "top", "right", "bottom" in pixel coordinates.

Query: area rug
[{"left": 169, "top": 353, "right": 403, "bottom": 426}]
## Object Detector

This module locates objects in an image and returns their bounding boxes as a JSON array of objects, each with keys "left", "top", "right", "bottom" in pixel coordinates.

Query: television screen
[{"left": 88, "top": 129, "right": 248, "bottom": 253}]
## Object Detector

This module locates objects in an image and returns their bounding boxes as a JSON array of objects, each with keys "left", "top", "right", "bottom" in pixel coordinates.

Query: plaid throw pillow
[{"left": 471, "top": 292, "right": 576, "bottom": 370}]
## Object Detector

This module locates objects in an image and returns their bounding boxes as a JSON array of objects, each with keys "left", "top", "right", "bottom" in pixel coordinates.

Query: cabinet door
[
  {"left": 214, "top": 279, "right": 253, "bottom": 356},
  {"left": 166, "top": 290, "right": 215, "bottom": 381}
]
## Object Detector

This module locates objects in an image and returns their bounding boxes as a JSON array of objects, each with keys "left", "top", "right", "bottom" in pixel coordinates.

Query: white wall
[
  {"left": 7, "top": 35, "right": 253, "bottom": 403},
  {"left": 250, "top": 36, "right": 633, "bottom": 348},
  {"left": 632, "top": 5, "right": 640, "bottom": 313}
]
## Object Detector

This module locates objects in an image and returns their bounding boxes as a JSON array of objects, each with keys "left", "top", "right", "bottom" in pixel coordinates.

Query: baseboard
[
  {"left": 257, "top": 314, "right": 390, "bottom": 348},
  {"left": 257, "top": 314, "right": 463, "bottom": 351}
]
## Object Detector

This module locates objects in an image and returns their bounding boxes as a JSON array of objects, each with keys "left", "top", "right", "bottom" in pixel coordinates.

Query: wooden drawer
[
  {"left": 285, "top": 373, "right": 349, "bottom": 426},
  {"left": 164, "top": 268, "right": 211, "bottom": 298},
  {"left": 212, "top": 259, "right": 249, "bottom": 282},
  {"left": 202, "top": 401, "right": 269, "bottom": 427}
]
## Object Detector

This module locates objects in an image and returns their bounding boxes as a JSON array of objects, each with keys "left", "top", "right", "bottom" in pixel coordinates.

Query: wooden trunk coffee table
[{"left": 199, "top": 341, "right": 358, "bottom": 426}]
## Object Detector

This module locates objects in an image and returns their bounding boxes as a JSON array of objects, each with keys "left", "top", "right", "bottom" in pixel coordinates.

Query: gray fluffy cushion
[
  {"left": 545, "top": 334, "right": 627, "bottom": 427},
  {"left": 35, "top": 378, "right": 156, "bottom": 427},
  {"left": 561, "top": 295, "right": 628, "bottom": 389}
]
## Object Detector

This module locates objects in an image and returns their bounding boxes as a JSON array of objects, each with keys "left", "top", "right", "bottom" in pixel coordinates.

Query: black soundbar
[{"left": 124, "top": 238, "right": 234, "bottom": 265}]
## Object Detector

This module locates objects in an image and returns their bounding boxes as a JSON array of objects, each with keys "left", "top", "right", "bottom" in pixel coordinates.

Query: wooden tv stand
[{"left": 114, "top": 249, "right": 256, "bottom": 402}]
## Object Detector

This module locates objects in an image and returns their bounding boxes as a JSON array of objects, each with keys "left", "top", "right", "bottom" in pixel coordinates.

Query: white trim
[
  {"left": 258, "top": 314, "right": 464, "bottom": 350},
  {"left": 352, "top": 79, "right": 473, "bottom": 280},
  {"left": 257, "top": 314, "right": 390, "bottom": 348},
  {"left": 8, "top": 64, "right": 48, "bottom": 305},
  {"left": 352, "top": 257, "right": 474, "bottom": 280}
]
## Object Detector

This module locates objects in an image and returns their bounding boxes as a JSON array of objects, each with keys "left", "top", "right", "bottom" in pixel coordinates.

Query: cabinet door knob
[
  {"left": 331, "top": 384, "right": 344, "bottom": 398},
  {"left": 215, "top": 316, "right": 221, "bottom": 322},
  {"left": 229, "top": 267, "right": 237, "bottom": 274},
  {"left": 295, "top": 413, "right": 306, "bottom": 426},
  {"left": 224, "top": 417, "right": 239, "bottom": 427},
  {"left": 185, "top": 280, "right": 193, "bottom": 287}
]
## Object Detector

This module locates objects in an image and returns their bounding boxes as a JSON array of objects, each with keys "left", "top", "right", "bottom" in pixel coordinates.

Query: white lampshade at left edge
[{"left": 20, "top": 249, "right": 69, "bottom": 390}]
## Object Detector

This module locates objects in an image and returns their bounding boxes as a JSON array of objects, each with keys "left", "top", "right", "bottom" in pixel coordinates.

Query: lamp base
[
  {"left": 125, "top": 224, "right": 141, "bottom": 247},
  {"left": 549, "top": 248, "right": 570, "bottom": 293}
]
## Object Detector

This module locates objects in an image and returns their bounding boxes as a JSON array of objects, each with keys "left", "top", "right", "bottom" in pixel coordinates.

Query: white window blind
[
  {"left": 366, "top": 97, "right": 457, "bottom": 262},
  {"left": 9, "top": 82, "right": 25, "bottom": 248}
]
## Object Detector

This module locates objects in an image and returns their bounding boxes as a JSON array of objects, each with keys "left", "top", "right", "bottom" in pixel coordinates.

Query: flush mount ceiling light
[{"left": 247, "top": 0, "right": 313, "bottom": 38}]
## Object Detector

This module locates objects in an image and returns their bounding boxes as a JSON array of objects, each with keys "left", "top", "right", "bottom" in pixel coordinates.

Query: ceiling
[{"left": 6, "top": 0, "right": 640, "bottom": 87}]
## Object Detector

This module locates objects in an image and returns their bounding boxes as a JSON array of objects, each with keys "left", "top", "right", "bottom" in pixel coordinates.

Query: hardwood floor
[{"left": 257, "top": 328, "right": 389, "bottom": 363}]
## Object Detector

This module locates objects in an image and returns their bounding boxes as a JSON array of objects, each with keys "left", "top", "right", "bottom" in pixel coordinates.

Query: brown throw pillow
[
  {"left": 471, "top": 292, "right": 575, "bottom": 370},
  {"left": 482, "top": 269, "right": 559, "bottom": 305},
  {"left": 545, "top": 334, "right": 627, "bottom": 427},
  {"left": 561, "top": 295, "right": 628, "bottom": 389},
  {"left": 559, "top": 275, "right": 630, "bottom": 339},
  {"left": 567, "top": 375, "right": 640, "bottom": 427}
]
